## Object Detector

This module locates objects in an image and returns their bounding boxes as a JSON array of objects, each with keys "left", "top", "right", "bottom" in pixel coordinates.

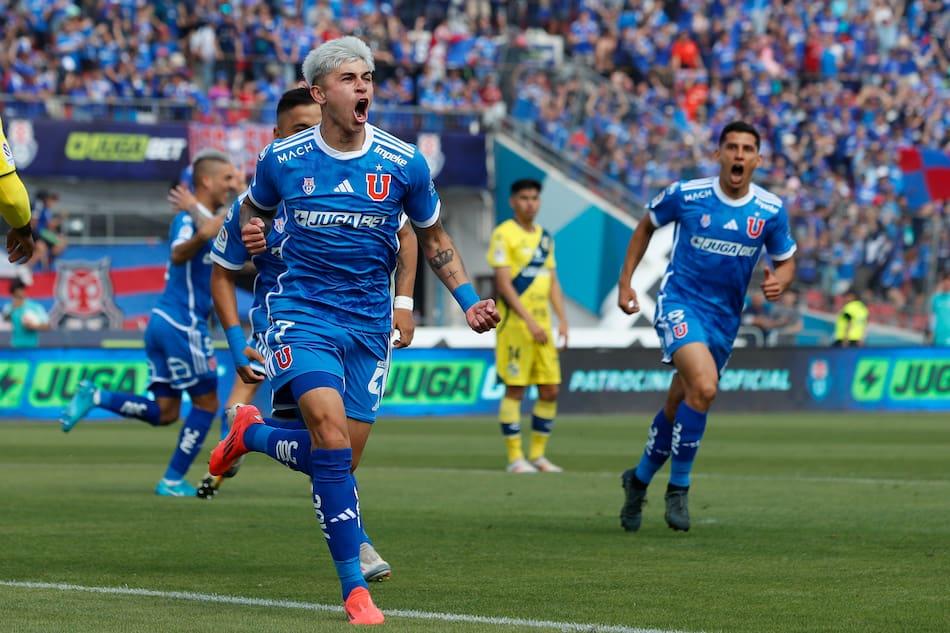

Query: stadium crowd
[
  {"left": 0, "top": 0, "right": 510, "bottom": 122},
  {"left": 1, "top": 0, "right": 948, "bottom": 325},
  {"left": 506, "top": 0, "right": 949, "bottom": 322}
]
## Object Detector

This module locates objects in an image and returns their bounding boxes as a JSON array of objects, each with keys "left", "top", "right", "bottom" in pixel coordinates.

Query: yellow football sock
[
  {"left": 528, "top": 432, "right": 549, "bottom": 461},
  {"left": 505, "top": 435, "right": 524, "bottom": 463},
  {"left": 499, "top": 397, "right": 523, "bottom": 462},
  {"left": 529, "top": 400, "right": 558, "bottom": 461}
]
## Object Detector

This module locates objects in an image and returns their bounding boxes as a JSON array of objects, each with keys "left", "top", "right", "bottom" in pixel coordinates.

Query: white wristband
[
  {"left": 394, "top": 295, "right": 414, "bottom": 311},
  {"left": 195, "top": 202, "right": 214, "bottom": 219}
]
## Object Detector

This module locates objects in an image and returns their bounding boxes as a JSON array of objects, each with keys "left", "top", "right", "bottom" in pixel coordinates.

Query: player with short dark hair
[
  {"left": 207, "top": 36, "right": 499, "bottom": 625},
  {"left": 617, "top": 120, "right": 797, "bottom": 532},
  {"left": 60, "top": 150, "right": 239, "bottom": 498},
  {"left": 488, "top": 177, "right": 569, "bottom": 473},
  {"left": 196, "top": 88, "right": 327, "bottom": 499}
]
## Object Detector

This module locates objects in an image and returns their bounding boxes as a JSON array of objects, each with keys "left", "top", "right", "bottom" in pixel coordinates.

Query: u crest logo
[
  {"left": 274, "top": 345, "right": 293, "bottom": 370},
  {"left": 366, "top": 174, "right": 392, "bottom": 201},
  {"left": 746, "top": 217, "right": 765, "bottom": 239}
]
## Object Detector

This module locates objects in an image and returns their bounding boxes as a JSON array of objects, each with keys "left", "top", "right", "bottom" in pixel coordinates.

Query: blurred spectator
[
  {"left": 833, "top": 288, "right": 869, "bottom": 347},
  {"left": 742, "top": 291, "right": 773, "bottom": 344},
  {"left": 769, "top": 289, "right": 804, "bottom": 346},
  {"left": 1, "top": 278, "right": 49, "bottom": 348},
  {"left": 30, "top": 191, "right": 67, "bottom": 271},
  {"left": 931, "top": 272, "right": 950, "bottom": 347}
]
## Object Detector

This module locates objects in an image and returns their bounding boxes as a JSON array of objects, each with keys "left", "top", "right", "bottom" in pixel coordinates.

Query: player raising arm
[
  {"left": 61, "top": 151, "right": 238, "bottom": 497},
  {"left": 208, "top": 36, "right": 498, "bottom": 625},
  {"left": 617, "top": 121, "right": 796, "bottom": 533},
  {"left": 0, "top": 114, "right": 34, "bottom": 263}
]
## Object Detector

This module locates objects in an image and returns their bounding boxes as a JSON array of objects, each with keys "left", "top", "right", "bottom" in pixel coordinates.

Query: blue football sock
[
  {"left": 244, "top": 422, "right": 312, "bottom": 475},
  {"left": 634, "top": 408, "right": 674, "bottom": 485},
  {"left": 353, "top": 474, "right": 372, "bottom": 545},
  {"left": 267, "top": 415, "right": 307, "bottom": 430},
  {"left": 219, "top": 408, "right": 230, "bottom": 440},
  {"left": 311, "top": 448, "right": 366, "bottom": 599},
  {"left": 163, "top": 407, "right": 215, "bottom": 481},
  {"left": 96, "top": 389, "right": 161, "bottom": 426},
  {"left": 669, "top": 402, "right": 708, "bottom": 488}
]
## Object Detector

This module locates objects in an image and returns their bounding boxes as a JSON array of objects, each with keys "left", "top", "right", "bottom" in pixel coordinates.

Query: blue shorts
[
  {"left": 654, "top": 301, "right": 734, "bottom": 373},
  {"left": 264, "top": 320, "right": 390, "bottom": 424},
  {"left": 249, "top": 331, "right": 297, "bottom": 416},
  {"left": 145, "top": 312, "right": 218, "bottom": 393}
]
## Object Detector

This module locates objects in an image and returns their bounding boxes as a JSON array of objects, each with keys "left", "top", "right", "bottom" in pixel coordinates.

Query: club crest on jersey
[
  {"left": 672, "top": 322, "right": 689, "bottom": 339},
  {"left": 302, "top": 177, "right": 315, "bottom": 195},
  {"left": 273, "top": 216, "right": 286, "bottom": 233},
  {"left": 366, "top": 173, "right": 392, "bottom": 201},
  {"left": 746, "top": 217, "right": 765, "bottom": 239},
  {"left": 700, "top": 214, "right": 711, "bottom": 228}
]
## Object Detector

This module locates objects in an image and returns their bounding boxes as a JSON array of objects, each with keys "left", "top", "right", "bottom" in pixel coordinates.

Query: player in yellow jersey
[
  {"left": 487, "top": 179, "right": 568, "bottom": 473},
  {"left": 0, "top": 115, "right": 34, "bottom": 263}
]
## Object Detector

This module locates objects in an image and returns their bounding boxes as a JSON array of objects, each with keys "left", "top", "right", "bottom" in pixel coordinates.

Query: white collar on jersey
[
  {"left": 713, "top": 177, "right": 755, "bottom": 207},
  {"left": 313, "top": 123, "right": 375, "bottom": 160}
]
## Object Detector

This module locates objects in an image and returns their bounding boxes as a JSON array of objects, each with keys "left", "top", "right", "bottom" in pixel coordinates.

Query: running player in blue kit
[
  {"left": 208, "top": 37, "right": 499, "bottom": 625},
  {"left": 617, "top": 121, "right": 797, "bottom": 533},
  {"left": 204, "top": 87, "right": 416, "bottom": 583},
  {"left": 60, "top": 151, "right": 238, "bottom": 497}
]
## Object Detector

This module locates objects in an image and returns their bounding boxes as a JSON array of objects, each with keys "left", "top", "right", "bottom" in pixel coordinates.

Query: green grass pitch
[{"left": 1, "top": 413, "right": 948, "bottom": 632}]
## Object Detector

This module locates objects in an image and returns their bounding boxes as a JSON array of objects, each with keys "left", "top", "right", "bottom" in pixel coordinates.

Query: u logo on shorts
[{"left": 274, "top": 345, "right": 293, "bottom": 370}]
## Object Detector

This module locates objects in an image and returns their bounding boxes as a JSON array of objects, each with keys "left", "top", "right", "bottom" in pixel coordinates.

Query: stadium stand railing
[{"left": 0, "top": 94, "right": 485, "bottom": 133}]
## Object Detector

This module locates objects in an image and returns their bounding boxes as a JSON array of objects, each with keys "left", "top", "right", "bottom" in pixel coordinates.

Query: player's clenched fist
[
  {"left": 6, "top": 225, "right": 33, "bottom": 264},
  {"left": 392, "top": 308, "right": 415, "bottom": 349},
  {"left": 242, "top": 217, "right": 267, "bottom": 255},
  {"left": 760, "top": 268, "right": 783, "bottom": 301},
  {"left": 466, "top": 299, "right": 500, "bottom": 333},
  {"left": 617, "top": 284, "right": 640, "bottom": 315},
  {"left": 237, "top": 346, "right": 266, "bottom": 384}
]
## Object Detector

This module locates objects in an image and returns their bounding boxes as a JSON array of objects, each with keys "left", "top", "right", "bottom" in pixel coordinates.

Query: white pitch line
[{"left": 0, "top": 580, "right": 700, "bottom": 633}]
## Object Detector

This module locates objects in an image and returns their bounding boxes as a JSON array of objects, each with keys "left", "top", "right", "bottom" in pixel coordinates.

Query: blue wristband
[
  {"left": 224, "top": 325, "right": 249, "bottom": 368},
  {"left": 451, "top": 282, "right": 480, "bottom": 312}
]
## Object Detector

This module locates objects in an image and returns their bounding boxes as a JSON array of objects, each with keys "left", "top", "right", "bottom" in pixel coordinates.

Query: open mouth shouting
[
  {"left": 729, "top": 162, "right": 745, "bottom": 186},
  {"left": 354, "top": 98, "right": 369, "bottom": 124}
]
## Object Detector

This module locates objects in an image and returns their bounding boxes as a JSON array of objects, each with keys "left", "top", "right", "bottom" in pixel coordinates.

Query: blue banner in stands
[
  {"left": 7, "top": 118, "right": 189, "bottom": 181},
  {"left": 7, "top": 118, "right": 485, "bottom": 186}
]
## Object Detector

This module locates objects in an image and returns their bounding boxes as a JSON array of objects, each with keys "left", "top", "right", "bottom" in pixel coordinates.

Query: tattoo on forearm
[
  {"left": 428, "top": 248, "right": 454, "bottom": 269},
  {"left": 395, "top": 261, "right": 407, "bottom": 288}
]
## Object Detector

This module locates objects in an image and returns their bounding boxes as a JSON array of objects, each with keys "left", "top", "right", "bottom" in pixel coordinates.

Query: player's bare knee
[
  {"left": 505, "top": 385, "right": 526, "bottom": 401},
  {"left": 692, "top": 380, "right": 718, "bottom": 407},
  {"left": 157, "top": 404, "right": 179, "bottom": 425},
  {"left": 538, "top": 384, "right": 559, "bottom": 401},
  {"left": 197, "top": 398, "right": 219, "bottom": 414},
  {"left": 303, "top": 411, "right": 348, "bottom": 448}
]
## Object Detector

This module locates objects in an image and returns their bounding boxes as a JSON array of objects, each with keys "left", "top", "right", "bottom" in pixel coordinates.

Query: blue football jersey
[
  {"left": 247, "top": 123, "right": 439, "bottom": 333},
  {"left": 210, "top": 193, "right": 289, "bottom": 336},
  {"left": 649, "top": 177, "right": 797, "bottom": 321},
  {"left": 153, "top": 211, "right": 214, "bottom": 328}
]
